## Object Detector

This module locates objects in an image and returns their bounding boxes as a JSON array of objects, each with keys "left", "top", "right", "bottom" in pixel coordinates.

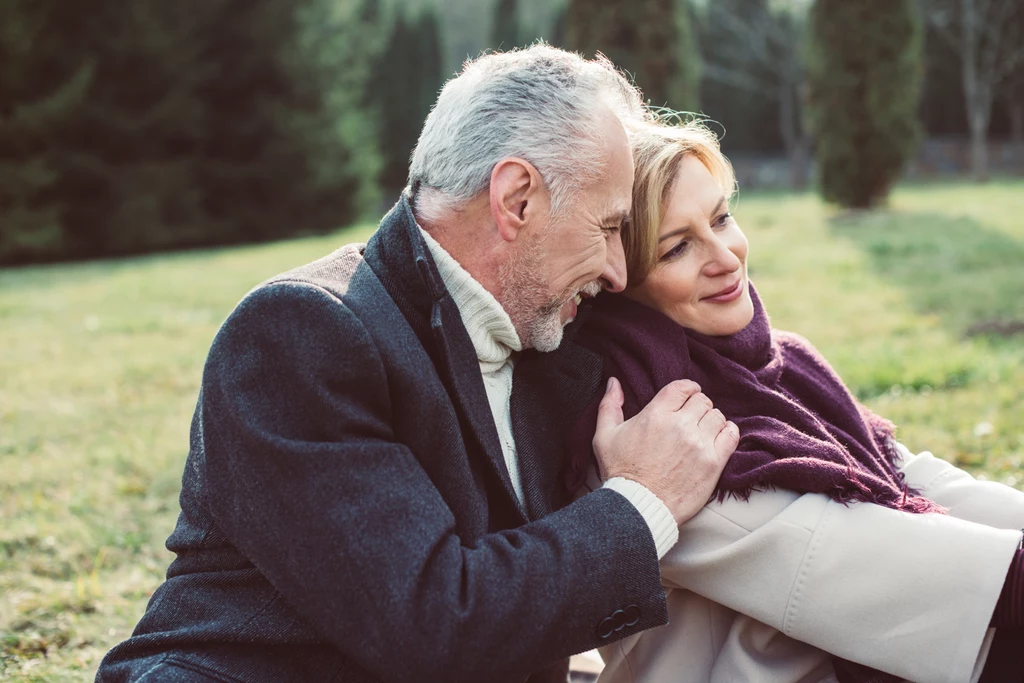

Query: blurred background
[{"left": 1, "top": 0, "right": 1022, "bottom": 679}]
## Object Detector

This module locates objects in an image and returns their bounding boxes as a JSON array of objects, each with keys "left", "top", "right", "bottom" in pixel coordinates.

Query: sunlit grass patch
[{"left": 2, "top": 180, "right": 1023, "bottom": 679}]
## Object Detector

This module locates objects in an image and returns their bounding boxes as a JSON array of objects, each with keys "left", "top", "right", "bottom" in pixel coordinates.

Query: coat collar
[{"left": 363, "top": 195, "right": 528, "bottom": 521}]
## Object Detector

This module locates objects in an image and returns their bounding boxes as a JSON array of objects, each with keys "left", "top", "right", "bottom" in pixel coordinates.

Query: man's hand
[{"left": 593, "top": 377, "right": 738, "bottom": 525}]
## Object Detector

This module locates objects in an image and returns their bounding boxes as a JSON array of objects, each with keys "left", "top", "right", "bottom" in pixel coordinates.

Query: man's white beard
[{"left": 499, "top": 236, "right": 568, "bottom": 353}]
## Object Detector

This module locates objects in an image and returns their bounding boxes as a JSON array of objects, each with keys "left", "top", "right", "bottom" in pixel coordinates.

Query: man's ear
[{"left": 489, "top": 157, "right": 545, "bottom": 243}]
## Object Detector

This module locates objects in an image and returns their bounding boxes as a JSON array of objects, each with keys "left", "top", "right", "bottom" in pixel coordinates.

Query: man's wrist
[{"left": 602, "top": 477, "right": 678, "bottom": 559}]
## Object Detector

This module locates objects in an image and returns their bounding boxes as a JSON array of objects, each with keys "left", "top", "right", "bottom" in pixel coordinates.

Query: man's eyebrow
[
  {"left": 657, "top": 196, "right": 727, "bottom": 243},
  {"left": 602, "top": 210, "right": 630, "bottom": 227}
]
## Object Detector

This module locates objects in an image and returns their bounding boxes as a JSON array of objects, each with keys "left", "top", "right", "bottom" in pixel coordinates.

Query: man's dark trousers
[{"left": 96, "top": 197, "right": 668, "bottom": 683}]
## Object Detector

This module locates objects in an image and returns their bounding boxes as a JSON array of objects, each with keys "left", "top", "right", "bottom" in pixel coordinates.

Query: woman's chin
[{"left": 700, "top": 295, "right": 755, "bottom": 336}]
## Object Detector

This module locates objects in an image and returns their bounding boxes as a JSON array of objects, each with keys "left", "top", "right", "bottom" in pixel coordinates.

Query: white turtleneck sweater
[{"left": 420, "top": 229, "right": 678, "bottom": 559}]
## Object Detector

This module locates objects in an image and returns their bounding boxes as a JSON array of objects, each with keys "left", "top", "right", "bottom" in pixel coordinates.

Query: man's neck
[{"left": 415, "top": 201, "right": 507, "bottom": 309}]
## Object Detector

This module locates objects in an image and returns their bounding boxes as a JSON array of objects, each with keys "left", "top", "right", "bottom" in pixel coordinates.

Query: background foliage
[
  {"left": 2, "top": 0, "right": 1023, "bottom": 263},
  {"left": 565, "top": 0, "right": 701, "bottom": 111},
  {"left": 805, "top": 0, "right": 925, "bottom": 208},
  {"left": 0, "top": 0, "right": 383, "bottom": 264}
]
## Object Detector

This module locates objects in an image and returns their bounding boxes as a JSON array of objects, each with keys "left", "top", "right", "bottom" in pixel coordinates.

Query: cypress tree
[
  {"left": 697, "top": 0, "right": 780, "bottom": 153},
  {"left": 415, "top": 9, "right": 444, "bottom": 121},
  {"left": 549, "top": 6, "right": 568, "bottom": 48},
  {"left": 370, "top": 8, "right": 444, "bottom": 197},
  {"left": 566, "top": 0, "right": 700, "bottom": 111},
  {"left": 806, "top": 0, "right": 924, "bottom": 208},
  {"left": 491, "top": 0, "right": 520, "bottom": 50},
  {"left": 0, "top": 0, "right": 383, "bottom": 264},
  {"left": 0, "top": 0, "right": 91, "bottom": 261}
]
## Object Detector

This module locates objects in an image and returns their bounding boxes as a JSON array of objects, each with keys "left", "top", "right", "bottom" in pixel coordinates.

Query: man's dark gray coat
[{"left": 96, "top": 197, "right": 668, "bottom": 683}]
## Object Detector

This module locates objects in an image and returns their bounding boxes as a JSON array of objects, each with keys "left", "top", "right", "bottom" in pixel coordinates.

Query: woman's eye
[
  {"left": 714, "top": 213, "right": 733, "bottom": 228},
  {"left": 661, "top": 240, "right": 689, "bottom": 261}
]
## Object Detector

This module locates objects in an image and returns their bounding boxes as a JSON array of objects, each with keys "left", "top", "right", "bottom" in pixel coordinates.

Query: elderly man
[{"left": 96, "top": 46, "right": 738, "bottom": 683}]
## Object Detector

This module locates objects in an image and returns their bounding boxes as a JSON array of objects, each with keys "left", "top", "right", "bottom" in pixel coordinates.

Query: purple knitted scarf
[
  {"left": 565, "top": 283, "right": 943, "bottom": 515},
  {"left": 565, "top": 284, "right": 943, "bottom": 683}
]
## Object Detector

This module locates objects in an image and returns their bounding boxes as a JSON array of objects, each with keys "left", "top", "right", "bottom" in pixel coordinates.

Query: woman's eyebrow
[
  {"left": 658, "top": 226, "right": 691, "bottom": 243},
  {"left": 657, "top": 197, "right": 727, "bottom": 243}
]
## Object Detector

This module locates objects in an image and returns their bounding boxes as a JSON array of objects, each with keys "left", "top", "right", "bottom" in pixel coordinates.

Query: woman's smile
[{"left": 702, "top": 278, "right": 745, "bottom": 303}]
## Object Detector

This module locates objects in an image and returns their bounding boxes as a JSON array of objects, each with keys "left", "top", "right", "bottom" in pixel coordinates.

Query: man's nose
[{"left": 602, "top": 234, "right": 628, "bottom": 293}]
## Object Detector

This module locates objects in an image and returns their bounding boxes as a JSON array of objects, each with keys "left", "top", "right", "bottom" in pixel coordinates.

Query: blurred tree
[
  {"left": 416, "top": 10, "right": 445, "bottom": 123},
  {"left": 923, "top": 0, "right": 1024, "bottom": 180},
  {"left": 696, "top": 0, "right": 812, "bottom": 188},
  {"left": 549, "top": 5, "right": 568, "bottom": 47},
  {"left": 0, "top": 0, "right": 93, "bottom": 261},
  {"left": 919, "top": 17, "right": 968, "bottom": 137},
  {"left": 566, "top": 0, "right": 700, "bottom": 111},
  {"left": 491, "top": 0, "right": 521, "bottom": 50},
  {"left": 368, "top": 6, "right": 444, "bottom": 197},
  {"left": 0, "top": 0, "right": 383, "bottom": 264},
  {"left": 1001, "top": 71, "right": 1024, "bottom": 170},
  {"left": 276, "top": 0, "right": 384, "bottom": 221},
  {"left": 806, "top": 0, "right": 924, "bottom": 208}
]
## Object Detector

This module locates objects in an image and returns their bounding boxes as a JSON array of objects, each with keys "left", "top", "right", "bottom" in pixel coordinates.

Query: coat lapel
[
  {"left": 364, "top": 196, "right": 527, "bottom": 522},
  {"left": 512, "top": 329, "right": 604, "bottom": 520}
]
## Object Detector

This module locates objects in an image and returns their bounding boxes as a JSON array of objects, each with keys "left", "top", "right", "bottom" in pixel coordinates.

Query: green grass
[{"left": 2, "top": 180, "right": 1023, "bottom": 679}]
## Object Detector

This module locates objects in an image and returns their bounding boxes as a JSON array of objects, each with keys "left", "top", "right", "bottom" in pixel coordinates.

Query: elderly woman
[{"left": 563, "top": 120, "right": 1024, "bottom": 683}]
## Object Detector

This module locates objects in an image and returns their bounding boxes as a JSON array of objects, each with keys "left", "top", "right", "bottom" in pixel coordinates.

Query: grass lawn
[{"left": 2, "top": 180, "right": 1023, "bottom": 680}]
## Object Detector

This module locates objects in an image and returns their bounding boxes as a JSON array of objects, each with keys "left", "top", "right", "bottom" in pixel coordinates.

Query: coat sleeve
[
  {"left": 657, "top": 487, "right": 1020, "bottom": 683},
  {"left": 196, "top": 281, "right": 667, "bottom": 683},
  {"left": 896, "top": 442, "right": 1024, "bottom": 530}
]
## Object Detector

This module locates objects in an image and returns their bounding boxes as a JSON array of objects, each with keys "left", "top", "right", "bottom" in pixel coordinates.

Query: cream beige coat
[{"left": 594, "top": 446, "right": 1024, "bottom": 683}]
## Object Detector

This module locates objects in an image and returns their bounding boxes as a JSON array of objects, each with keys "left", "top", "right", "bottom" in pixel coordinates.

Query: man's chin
[{"left": 525, "top": 315, "right": 566, "bottom": 353}]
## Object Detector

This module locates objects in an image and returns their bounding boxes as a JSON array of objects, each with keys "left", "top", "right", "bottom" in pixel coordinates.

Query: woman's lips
[{"left": 702, "top": 279, "right": 744, "bottom": 303}]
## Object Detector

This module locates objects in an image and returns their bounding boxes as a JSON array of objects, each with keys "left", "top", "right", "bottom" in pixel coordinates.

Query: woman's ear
[{"left": 489, "top": 157, "right": 546, "bottom": 243}]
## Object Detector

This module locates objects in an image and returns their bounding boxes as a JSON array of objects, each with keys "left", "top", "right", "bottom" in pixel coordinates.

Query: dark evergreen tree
[
  {"left": 491, "top": 0, "right": 521, "bottom": 50},
  {"left": 696, "top": 0, "right": 782, "bottom": 153},
  {"left": 695, "top": 0, "right": 813, "bottom": 188},
  {"left": 549, "top": 5, "right": 568, "bottom": 48},
  {"left": 370, "top": 7, "right": 444, "bottom": 197},
  {"left": 0, "top": 0, "right": 382, "bottom": 264},
  {"left": 0, "top": 0, "right": 92, "bottom": 261},
  {"left": 806, "top": 0, "right": 924, "bottom": 208},
  {"left": 566, "top": 0, "right": 700, "bottom": 110},
  {"left": 278, "top": 0, "right": 383, "bottom": 228},
  {"left": 415, "top": 9, "right": 444, "bottom": 121}
]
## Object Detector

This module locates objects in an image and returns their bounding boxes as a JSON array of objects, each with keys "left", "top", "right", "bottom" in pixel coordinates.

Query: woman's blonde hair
[{"left": 624, "top": 117, "right": 737, "bottom": 286}]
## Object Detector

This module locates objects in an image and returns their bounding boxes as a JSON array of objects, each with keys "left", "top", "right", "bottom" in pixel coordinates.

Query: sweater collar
[{"left": 419, "top": 228, "right": 522, "bottom": 372}]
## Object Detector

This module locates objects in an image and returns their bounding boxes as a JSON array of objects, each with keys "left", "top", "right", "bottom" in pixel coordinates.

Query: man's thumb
[{"left": 595, "top": 377, "right": 625, "bottom": 434}]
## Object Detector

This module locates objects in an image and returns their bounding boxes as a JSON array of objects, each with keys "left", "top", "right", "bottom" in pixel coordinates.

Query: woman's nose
[{"left": 703, "top": 235, "right": 742, "bottom": 277}]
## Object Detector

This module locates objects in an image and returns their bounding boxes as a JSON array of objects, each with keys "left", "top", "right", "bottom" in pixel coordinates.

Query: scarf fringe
[{"left": 712, "top": 480, "right": 945, "bottom": 515}]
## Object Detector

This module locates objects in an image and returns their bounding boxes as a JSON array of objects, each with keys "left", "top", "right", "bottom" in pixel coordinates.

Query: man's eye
[{"left": 661, "top": 240, "right": 689, "bottom": 261}]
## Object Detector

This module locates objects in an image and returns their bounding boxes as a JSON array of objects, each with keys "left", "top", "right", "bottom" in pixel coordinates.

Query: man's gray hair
[{"left": 408, "top": 44, "right": 648, "bottom": 223}]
